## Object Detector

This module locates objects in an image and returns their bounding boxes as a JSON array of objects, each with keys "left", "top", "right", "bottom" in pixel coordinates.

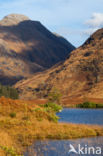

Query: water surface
[
  {"left": 24, "top": 137, "right": 103, "bottom": 156},
  {"left": 24, "top": 108, "right": 103, "bottom": 156},
  {"left": 57, "top": 108, "right": 103, "bottom": 125}
]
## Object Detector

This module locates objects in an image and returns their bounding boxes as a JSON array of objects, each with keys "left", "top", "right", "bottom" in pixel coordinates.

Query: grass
[
  {"left": 0, "top": 97, "right": 103, "bottom": 155},
  {"left": 77, "top": 101, "right": 103, "bottom": 108},
  {"left": 0, "top": 146, "right": 22, "bottom": 156}
]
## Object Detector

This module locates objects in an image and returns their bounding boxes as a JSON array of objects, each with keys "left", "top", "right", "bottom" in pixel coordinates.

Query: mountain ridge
[
  {"left": 0, "top": 14, "right": 75, "bottom": 84},
  {"left": 15, "top": 28, "right": 103, "bottom": 99}
]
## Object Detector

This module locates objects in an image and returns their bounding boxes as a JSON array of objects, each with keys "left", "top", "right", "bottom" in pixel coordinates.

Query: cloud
[
  {"left": 85, "top": 13, "right": 103, "bottom": 28},
  {"left": 0, "top": 0, "right": 103, "bottom": 47},
  {"left": 83, "top": 12, "right": 103, "bottom": 36}
]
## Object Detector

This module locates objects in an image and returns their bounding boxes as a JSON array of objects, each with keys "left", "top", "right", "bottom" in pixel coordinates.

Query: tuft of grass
[{"left": 22, "top": 116, "right": 30, "bottom": 121}]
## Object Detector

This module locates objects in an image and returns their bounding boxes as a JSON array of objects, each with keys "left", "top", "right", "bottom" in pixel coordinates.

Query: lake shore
[
  {"left": 0, "top": 97, "right": 103, "bottom": 155},
  {"left": 62, "top": 97, "right": 103, "bottom": 108}
]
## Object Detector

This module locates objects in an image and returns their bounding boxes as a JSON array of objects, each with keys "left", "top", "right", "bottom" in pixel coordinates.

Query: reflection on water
[
  {"left": 57, "top": 108, "right": 103, "bottom": 125},
  {"left": 24, "top": 137, "right": 103, "bottom": 156}
]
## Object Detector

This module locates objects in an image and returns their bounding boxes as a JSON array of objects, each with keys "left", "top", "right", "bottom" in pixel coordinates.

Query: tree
[
  {"left": 48, "top": 88, "right": 62, "bottom": 105},
  {"left": 0, "top": 84, "right": 19, "bottom": 99}
]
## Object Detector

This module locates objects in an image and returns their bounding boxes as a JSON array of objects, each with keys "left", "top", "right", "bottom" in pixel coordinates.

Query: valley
[{"left": 0, "top": 13, "right": 103, "bottom": 156}]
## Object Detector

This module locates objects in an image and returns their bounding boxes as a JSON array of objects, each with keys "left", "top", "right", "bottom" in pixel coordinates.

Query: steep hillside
[
  {"left": 15, "top": 28, "right": 103, "bottom": 99},
  {"left": 0, "top": 14, "right": 75, "bottom": 85}
]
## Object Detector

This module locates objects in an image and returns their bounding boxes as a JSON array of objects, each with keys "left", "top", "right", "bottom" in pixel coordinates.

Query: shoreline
[
  {"left": 0, "top": 97, "right": 103, "bottom": 155},
  {"left": 1, "top": 122, "right": 103, "bottom": 155}
]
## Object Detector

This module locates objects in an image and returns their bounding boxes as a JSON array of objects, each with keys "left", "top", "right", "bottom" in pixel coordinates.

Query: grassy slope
[{"left": 0, "top": 97, "right": 103, "bottom": 155}]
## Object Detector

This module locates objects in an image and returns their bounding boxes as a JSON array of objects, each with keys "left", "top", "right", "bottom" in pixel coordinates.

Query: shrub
[
  {"left": 0, "top": 146, "right": 22, "bottom": 156},
  {"left": 48, "top": 114, "right": 59, "bottom": 123},
  {"left": 96, "top": 103, "right": 103, "bottom": 108},
  {"left": 33, "top": 107, "right": 60, "bottom": 122},
  {"left": 77, "top": 101, "right": 103, "bottom": 108},
  {"left": 0, "top": 84, "right": 19, "bottom": 99},
  {"left": 48, "top": 88, "right": 62, "bottom": 104},
  {"left": 43, "top": 102, "right": 62, "bottom": 112},
  {"left": 34, "top": 108, "right": 48, "bottom": 120},
  {"left": 9, "top": 112, "right": 16, "bottom": 118},
  {"left": 33, "top": 108, "right": 41, "bottom": 112}
]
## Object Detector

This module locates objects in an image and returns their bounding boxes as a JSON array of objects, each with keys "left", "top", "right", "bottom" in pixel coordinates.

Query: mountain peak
[
  {"left": 0, "top": 14, "right": 75, "bottom": 85},
  {"left": 15, "top": 28, "right": 103, "bottom": 99},
  {"left": 0, "top": 14, "right": 30, "bottom": 26}
]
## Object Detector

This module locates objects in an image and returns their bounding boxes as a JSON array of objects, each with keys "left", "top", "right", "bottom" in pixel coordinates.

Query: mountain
[
  {"left": 15, "top": 28, "right": 103, "bottom": 100},
  {"left": 0, "top": 14, "right": 75, "bottom": 85}
]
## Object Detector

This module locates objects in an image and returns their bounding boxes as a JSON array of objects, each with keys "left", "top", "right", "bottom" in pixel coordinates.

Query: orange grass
[{"left": 0, "top": 97, "right": 103, "bottom": 155}]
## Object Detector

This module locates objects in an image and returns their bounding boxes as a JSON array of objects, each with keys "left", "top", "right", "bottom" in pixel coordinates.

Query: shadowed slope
[
  {"left": 15, "top": 28, "right": 103, "bottom": 100},
  {"left": 0, "top": 14, "right": 75, "bottom": 85}
]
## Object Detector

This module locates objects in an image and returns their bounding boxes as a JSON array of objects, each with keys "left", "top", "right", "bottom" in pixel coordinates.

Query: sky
[{"left": 0, "top": 0, "right": 103, "bottom": 47}]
